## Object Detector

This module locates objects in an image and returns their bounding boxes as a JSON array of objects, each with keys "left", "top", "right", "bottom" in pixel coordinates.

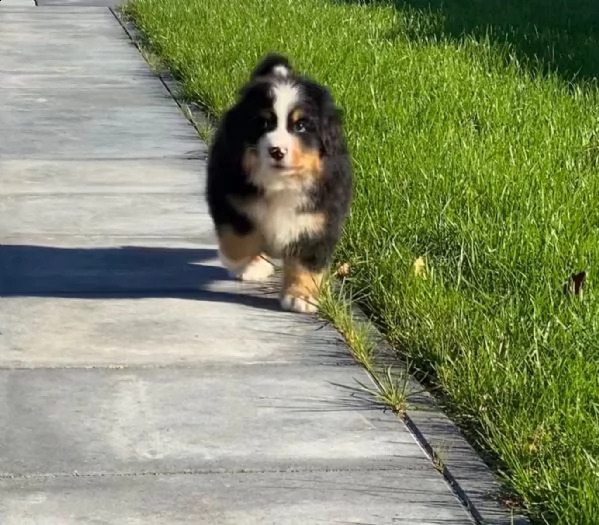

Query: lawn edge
[
  {"left": 113, "top": 8, "right": 530, "bottom": 525},
  {"left": 319, "top": 281, "right": 530, "bottom": 525}
]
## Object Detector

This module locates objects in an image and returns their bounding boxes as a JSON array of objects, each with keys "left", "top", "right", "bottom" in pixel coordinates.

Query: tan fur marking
[
  {"left": 242, "top": 147, "right": 259, "bottom": 176},
  {"left": 291, "top": 109, "right": 304, "bottom": 123},
  {"left": 290, "top": 138, "right": 322, "bottom": 177},
  {"left": 218, "top": 227, "right": 263, "bottom": 266},
  {"left": 282, "top": 258, "right": 324, "bottom": 303}
]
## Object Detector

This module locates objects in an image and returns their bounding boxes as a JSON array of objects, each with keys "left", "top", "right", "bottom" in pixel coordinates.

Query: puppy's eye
[
  {"left": 293, "top": 119, "right": 308, "bottom": 133},
  {"left": 257, "top": 117, "right": 268, "bottom": 129},
  {"left": 256, "top": 113, "right": 274, "bottom": 130}
]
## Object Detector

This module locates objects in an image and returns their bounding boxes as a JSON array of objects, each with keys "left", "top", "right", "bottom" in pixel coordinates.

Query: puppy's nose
[{"left": 268, "top": 146, "right": 286, "bottom": 161}]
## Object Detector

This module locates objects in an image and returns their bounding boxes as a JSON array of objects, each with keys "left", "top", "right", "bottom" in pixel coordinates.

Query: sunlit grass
[{"left": 122, "top": 0, "right": 599, "bottom": 522}]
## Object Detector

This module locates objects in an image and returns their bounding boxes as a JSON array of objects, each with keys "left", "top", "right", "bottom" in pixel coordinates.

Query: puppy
[{"left": 205, "top": 53, "right": 352, "bottom": 313}]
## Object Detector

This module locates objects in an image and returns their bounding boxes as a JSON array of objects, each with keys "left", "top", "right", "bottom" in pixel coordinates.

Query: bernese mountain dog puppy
[{"left": 206, "top": 53, "right": 352, "bottom": 313}]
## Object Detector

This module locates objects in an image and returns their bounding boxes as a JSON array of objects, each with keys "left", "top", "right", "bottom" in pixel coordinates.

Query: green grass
[
  {"left": 121, "top": 0, "right": 599, "bottom": 522},
  {"left": 318, "top": 277, "right": 416, "bottom": 414}
]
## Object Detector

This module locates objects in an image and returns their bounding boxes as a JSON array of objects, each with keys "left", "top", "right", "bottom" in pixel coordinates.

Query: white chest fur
[{"left": 240, "top": 189, "right": 322, "bottom": 257}]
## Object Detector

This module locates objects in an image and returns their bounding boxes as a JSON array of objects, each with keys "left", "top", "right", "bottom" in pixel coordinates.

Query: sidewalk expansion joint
[{"left": 0, "top": 465, "right": 408, "bottom": 481}]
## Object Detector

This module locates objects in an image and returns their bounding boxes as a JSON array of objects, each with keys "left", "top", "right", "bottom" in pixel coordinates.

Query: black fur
[
  {"left": 249, "top": 53, "right": 292, "bottom": 79},
  {"left": 205, "top": 54, "right": 352, "bottom": 277}
]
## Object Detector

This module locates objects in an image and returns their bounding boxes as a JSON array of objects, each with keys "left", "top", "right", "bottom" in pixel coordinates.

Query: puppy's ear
[
  {"left": 250, "top": 53, "right": 293, "bottom": 79},
  {"left": 319, "top": 100, "right": 347, "bottom": 157},
  {"left": 217, "top": 104, "right": 243, "bottom": 151}
]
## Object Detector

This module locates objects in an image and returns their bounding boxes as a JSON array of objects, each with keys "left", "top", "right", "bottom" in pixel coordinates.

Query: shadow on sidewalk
[{"left": 0, "top": 244, "right": 281, "bottom": 312}]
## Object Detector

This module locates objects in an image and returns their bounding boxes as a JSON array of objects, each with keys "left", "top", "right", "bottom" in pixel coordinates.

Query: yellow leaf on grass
[{"left": 412, "top": 256, "right": 427, "bottom": 279}]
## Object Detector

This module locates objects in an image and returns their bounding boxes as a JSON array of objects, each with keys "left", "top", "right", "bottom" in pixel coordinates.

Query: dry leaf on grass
[
  {"left": 412, "top": 256, "right": 428, "bottom": 279},
  {"left": 336, "top": 262, "right": 351, "bottom": 277}
]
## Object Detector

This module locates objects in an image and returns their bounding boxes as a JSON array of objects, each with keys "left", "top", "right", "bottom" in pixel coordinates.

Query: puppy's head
[{"left": 227, "top": 54, "right": 345, "bottom": 191}]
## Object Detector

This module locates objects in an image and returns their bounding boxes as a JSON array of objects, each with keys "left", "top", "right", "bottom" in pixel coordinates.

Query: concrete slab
[
  {"left": 0, "top": 57, "right": 152, "bottom": 76},
  {"left": 0, "top": 38, "right": 142, "bottom": 55},
  {"left": 0, "top": 195, "right": 210, "bottom": 238},
  {"left": 0, "top": 5, "right": 107, "bottom": 13},
  {"left": 37, "top": 0, "right": 121, "bottom": 5},
  {"left": 0, "top": 88, "right": 203, "bottom": 160},
  {"left": 0, "top": 367, "right": 425, "bottom": 475},
  {"left": 0, "top": 295, "right": 354, "bottom": 367},
  {"left": 0, "top": 26, "right": 129, "bottom": 40},
  {"left": 0, "top": 7, "right": 109, "bottom": 19},
  {"left": 0, "top": 8, "right": 115, "bottom": 19},
  {"left": 0, "top": 10, "right": 163, "bottom": 86},
  {"left": 0, "top": 23, "right": 130, "bottom": 41},
  {"left": 0, "top": 233, "right": 207, "bottom": 247},
  {"left": 0, "top": 41, "right": 134, "bottom": 61},
  {"left": 1, "top": 159, "right": 206, "bottom": 194},
  {"left": 0, "top": 71, "right": 157, "bottom": 89},
  {"left": 0, "top": 37, "right": 155, "bottom": 87},
  {"left": 0, "top": 0, "right": 35, "bottom": 5},
  {"left": 0, "top": 239, "right": 350, "bottom": 368},
  {"left": 0, "top": 471, "right": 471, "bottom": 525}
]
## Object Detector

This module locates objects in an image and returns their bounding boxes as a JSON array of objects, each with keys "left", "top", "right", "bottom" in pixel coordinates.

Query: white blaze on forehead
[
  {"left": 252, "top": 81, "right": 301, "bottom": 187},
  {"left": 271, "top": 82, "right": 300, "bottom": 133}
]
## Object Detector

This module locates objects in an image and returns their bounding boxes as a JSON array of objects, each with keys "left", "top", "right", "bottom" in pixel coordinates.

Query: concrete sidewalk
[{"left": 0, "top": 4, "right": 479, "bottom": 524}]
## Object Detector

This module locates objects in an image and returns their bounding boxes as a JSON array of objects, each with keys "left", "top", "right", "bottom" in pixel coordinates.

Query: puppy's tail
[{"left": 250, "top": 53, "right": 292, "bottom": 79}]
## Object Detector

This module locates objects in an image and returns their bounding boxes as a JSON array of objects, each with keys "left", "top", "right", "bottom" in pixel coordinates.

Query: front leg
[
  {"left": 280, "top": 227, "right": 338, "bottom": 313},
  {"left": 217, "top": 226, "right": 274, "bottom": 282},
  {"left": 280, "top": 257, "right": 324, "bottom": 314}
]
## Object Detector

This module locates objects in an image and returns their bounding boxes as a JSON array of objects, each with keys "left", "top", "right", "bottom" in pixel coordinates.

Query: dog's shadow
[{"left": 0, "top": 244, "right": 282, "bottom": 311}]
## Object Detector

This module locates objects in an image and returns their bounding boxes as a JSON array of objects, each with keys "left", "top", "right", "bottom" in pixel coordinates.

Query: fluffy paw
[
  {"left": 219, "top": 250, "right": 248, "bottom": 276},
  {"left": 238, "top": 256, "right": 274, "bottom": 282},
  {"left": 280, "top": 293, "right": 318, "bottom": 314}
]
